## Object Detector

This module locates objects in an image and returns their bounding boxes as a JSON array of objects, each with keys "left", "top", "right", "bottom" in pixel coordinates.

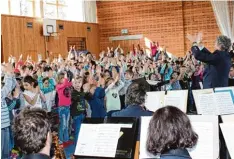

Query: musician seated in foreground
[
  {"left": 147, "top": 106, "right": 198, "bottom": 159},
  {"left": 12, "top": 107, "right": 52, "bottom": 159},
  {"left": 111, "top": 82, "right": 153, "bottom": 117}
]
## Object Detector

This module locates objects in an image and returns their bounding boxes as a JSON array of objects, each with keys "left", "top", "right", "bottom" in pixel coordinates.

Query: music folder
[{"left": 74, "top": 117, "right": 138, "bottom": 159}]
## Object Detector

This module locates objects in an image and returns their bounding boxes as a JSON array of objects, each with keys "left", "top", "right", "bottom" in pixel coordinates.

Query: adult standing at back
[{"left": 188, "top": 33, "right": 232, "bottom": 89}]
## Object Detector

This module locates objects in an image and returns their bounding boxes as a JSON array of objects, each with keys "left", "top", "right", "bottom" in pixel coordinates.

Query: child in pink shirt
[{"left": 56, "top": 72, "right": 72, "bottom": 143}]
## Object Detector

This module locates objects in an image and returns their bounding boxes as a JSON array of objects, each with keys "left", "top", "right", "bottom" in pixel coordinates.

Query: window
[
  {"left": 20, "top": 0, "right": 34, "bottom": 17},
  {"left": 44, "top": 0, "right": 67, "bottom": 19},
  {"left": 0, "top": 0, "right": 86, "bottom": 22},
  {"left": 0, "top": 0, "right": 9, "bottom": 14}
]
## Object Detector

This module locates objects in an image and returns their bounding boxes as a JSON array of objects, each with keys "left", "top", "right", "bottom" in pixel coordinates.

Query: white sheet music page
[
  {"left": 188, "top": 115, "right": 219, "bottom": 159},
  {"left": 197, "top": 94, "right": 217, "bottom": 115},
  {"left": 140, "top": 117, "right": 155, "bottom": 159},
  {"left": 74, "top": 124, "right": 121, "bottom": 157},
  {"left": 145, "top": 92, "right": 164, "bottom": 112},
  {"left": 221, "top": 114, "right": 234, "bottom": 123},
  {"left": 220, "top": 123, "right": 234, "bottom": 159},
  {"left": 192, "top": 89, "right": 213, "bottom": 113},
  {"left": 164, "top": 90, "right": 188, "bottom": 113},
  {"left": 214, "top": 92, "right": 234, "bottom": 115},
  {"left": 188, "top": 122, "right": 214, "bottom": 159}
]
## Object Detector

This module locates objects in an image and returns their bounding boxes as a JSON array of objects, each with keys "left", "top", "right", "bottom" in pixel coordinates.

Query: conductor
[{"left": 188, "top": 33, "right": 232, "bottom": 89}]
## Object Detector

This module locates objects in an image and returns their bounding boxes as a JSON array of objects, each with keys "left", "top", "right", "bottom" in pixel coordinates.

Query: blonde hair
[{"left": 57, "top": 72, "right": 65, "bottom": 84}]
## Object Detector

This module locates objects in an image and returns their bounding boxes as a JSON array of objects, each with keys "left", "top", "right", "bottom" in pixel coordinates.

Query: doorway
[{"left": 67, "top": 37, "right": 86, "bottom": 52}]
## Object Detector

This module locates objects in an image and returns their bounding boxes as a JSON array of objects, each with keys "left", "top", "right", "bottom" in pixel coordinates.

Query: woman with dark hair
[
  {"left": 146, "top": 106, "right": 198, "bottom": 159},
  {"left": 23, "top": 75, "right": 46, "bottom": 108}
]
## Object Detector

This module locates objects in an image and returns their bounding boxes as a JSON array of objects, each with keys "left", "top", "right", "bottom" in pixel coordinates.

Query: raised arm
[
  {"left": 1, "top": 64, "right": 16, "bottom": 100},
  {"left": 192, "top": 46, "right": 219, "bottom": 65}
]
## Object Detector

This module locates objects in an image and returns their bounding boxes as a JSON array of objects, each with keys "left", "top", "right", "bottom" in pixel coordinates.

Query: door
[{"left": 67, "top": 37, "right": 86, "bottom": 52}]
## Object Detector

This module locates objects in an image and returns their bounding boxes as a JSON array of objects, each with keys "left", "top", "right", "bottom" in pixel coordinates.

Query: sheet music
[
  {"left": 192, "top": 89, "right": 214, "bottom": 114},
  {"left": 75, "top": 124, "right": 121, "bottom": 157},
  {"left": 140, "top": 116, "right": 218, "bottom": 159},
  {"left": 221, "top": 114, "right": 234, "bottom": 123},
  {"left": 214, "top": 92, "right": 234, "bottom": 115},
  {"left": 145, "top": 92, "right": 164, "bottom": 112},
  {"left": 215, "top": 86, "right": 234, "bottom": 103},
  {"left": 188, "top": 122, "right": 214, "bottom": 159},
  {"left": 220, "top": 123, "right": 234, "bottom": 159},
  {"left": 139, "top": 117, "right": 155, "bottom": 159},
  {"left": 197, "top": 94, "right": 217, "bottom": 115},
  {"left": 197, "top": 92, "right": 234, "bottom": 115},
  {"left": 164, "top": 90, "right": 188, "bottom": 113}
]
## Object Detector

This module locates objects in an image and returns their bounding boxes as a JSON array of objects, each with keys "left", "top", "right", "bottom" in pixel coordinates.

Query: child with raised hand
[
  {"left": 71, "top": 76, "right": 87, "bottom": 144},
  {"left": 37, "top": 69, "right": 56, "bottom": 112},
  {"left": 83, "top": 83, "right": 106, "bottom": 118},
  {"left": 23, "top": 75, "right": 46, "bottom": 108},
  {"left": 105, "top": 74, "right": 124, "bottom": 113},
  {"left": 1, "top": 63, "right": 17, "bottom": 159},
  {"left": 56, "top": 71, "right": 72, "bottom": 143}
]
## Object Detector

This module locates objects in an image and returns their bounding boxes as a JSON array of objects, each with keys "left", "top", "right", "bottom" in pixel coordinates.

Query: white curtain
[
  {"left": 211, "top": 1, "right": 234, "bottom": 42},
  {"left": 83, "top": 0, "right": 97, "bottom": 23}
]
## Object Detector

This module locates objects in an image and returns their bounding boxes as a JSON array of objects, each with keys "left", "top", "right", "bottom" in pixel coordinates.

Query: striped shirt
[{"left": 1, "top": 74, "right": 16, "bottom": 128}]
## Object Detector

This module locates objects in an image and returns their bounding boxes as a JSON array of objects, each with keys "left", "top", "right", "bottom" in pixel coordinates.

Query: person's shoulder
[
  {"left": 22, "top": 153, "right": 51, "bottom": 159},
  {"left": 111, "top": 109, "right": 128, "bottom": 117},
  {"left": 142, "top": 110, "right": 154, "bottom": 116}
]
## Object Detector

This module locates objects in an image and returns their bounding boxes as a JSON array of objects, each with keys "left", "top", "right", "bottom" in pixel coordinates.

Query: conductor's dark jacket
[{"left": 192, "top": 46, "right": 231, "bottom": 89}]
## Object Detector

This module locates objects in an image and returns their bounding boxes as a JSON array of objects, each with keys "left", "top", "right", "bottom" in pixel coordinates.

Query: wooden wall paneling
[
  {"left": 33, "top": 19, "right": 46, "bottom": 60},
  {"left": 24, "top": 17, "right": 36, "bottom": 61},
  {"left": 11, "top": 16, "right": 25, "bottom": 60},
  {"left": 76, "top": 22, "right": 87, "bottom": 37},
  {"left": 1, "top": 35, "right": 3, "bottom": 63},
  {"left": 1, "top": 14, "right": 100, "bottom": 61},
  {"left": 65, "top": 21, "right": 75, "bottom": 37},
  {"left": 1, "top": 15, "right": 8, "bottom": 62},
  {"left": 87, "top": 23, "right": 100, "bottom": 57}
]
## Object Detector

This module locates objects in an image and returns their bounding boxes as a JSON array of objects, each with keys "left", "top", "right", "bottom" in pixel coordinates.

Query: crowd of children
[{"left": 1, "top": 40, "right": 234, "bottom": 158}]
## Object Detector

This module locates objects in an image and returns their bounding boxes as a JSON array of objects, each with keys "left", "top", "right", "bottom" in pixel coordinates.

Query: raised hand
[
  {"left": 196, "top": 32, "right": 203, "bottom": 43},
  {"left": 5, "top": 63, "right": 13, "bottom": 75},
  {"left": 114, "top": 74, "right": 120, "bottom": 83},
  {"left": 64, "top": 71, "right": 68, "bottom": 79},
  {"left": 19, "top": 54, "right": 23, "bottom": 60},
  {"left": 96, "top": 66, "right": 102, "bottom": 74},
  {"left": 186, "top": 34, "right": 197, "bottom": 43},
  {"left": 37, "top": 70, "right": 42, "bottom": 77}
]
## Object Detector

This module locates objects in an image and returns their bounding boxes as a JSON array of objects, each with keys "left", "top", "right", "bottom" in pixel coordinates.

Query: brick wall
[{"left": 97, "top": 1, "right": 220, "bottom": 57}]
